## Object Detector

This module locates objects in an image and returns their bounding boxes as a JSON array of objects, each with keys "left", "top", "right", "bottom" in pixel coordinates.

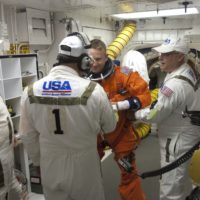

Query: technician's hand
[
  {"left": 14, "top": 134, "right": 22, "bottom": 147},
  {"left": 135, "top": 107, "right": 150, "bottom": 120},
  {"left": 112, "top": 103, "right": 119, "bottom": 122},
  {"left": 112, "top": 103, "right": 118, "bottom": 111}
]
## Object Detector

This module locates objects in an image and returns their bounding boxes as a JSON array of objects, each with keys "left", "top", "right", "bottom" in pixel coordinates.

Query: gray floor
[
  {"left": 12, "top": 133, "right": 195, "bottom": 200},
  {"left": 102, "top": 134, "right": 160, "bottom": 200},
  {"left": 15, "top": 134, "right": 160, "bottom": 200}
]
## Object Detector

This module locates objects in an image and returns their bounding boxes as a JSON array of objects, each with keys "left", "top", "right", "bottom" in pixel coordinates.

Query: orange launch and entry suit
[{"left": 97, "top": 66, "right": 151, "bottom": 200}]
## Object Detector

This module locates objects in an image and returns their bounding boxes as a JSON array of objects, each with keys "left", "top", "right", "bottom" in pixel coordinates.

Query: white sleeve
[
  {"left": 19, "top": 87, "right": 40, "bottom": 166},
  {"left": 98, "top": 85, "right": 117, "bottom": 134},
  {"left": 146, "top": 81, "right": 185, "bottom": 123},
  {"left": 0, "top": 96, "right": 14, "bottom": 147}
]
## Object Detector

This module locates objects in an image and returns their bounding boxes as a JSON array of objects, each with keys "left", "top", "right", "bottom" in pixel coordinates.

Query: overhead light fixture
[{"left": 111, "top": 7, "right": 199, "bottom": 19}]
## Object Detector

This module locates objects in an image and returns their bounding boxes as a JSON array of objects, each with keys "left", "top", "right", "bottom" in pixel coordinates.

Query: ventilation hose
[
  {"left": 140, "top": 140, "right": 200, "bottom": 179},
  {"left": 106, "top": 22, "right": 136, "bottom": 60}
]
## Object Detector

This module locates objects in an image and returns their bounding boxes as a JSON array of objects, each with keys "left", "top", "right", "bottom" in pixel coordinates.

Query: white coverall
[
  {"left": 0, "top": 97, "right": 22, "bottom": 200},
  {"left": 122, "top": 50, "right": 150, "bottom": 83},
  {"left": 20, "top": 65, "right": 116, "bottom": 200},
  {"left": 136, "top": 63, "right": 200, "bottom": 200}
]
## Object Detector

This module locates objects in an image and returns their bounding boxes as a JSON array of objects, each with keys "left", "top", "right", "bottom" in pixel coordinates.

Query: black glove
[{"left": 128, "top": 96, "right": 142, "bottom": 112}]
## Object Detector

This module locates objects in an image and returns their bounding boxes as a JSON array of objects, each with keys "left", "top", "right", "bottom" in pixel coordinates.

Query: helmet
[{"left": 58, "top": 32, "right": 91, "bottom": 71}]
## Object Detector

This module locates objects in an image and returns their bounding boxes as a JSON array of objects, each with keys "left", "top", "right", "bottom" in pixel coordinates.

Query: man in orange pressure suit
[{"left": 86, "top": 39, "right": 151, "bottom": 200}]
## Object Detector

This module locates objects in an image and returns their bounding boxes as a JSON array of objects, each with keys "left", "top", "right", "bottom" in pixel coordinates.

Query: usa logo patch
[
  {"left": 160, "top": 85, "right": 174, "bottom": 97},
  {"left": 42, "top": 80, "right": 72, "bottom": 96}
]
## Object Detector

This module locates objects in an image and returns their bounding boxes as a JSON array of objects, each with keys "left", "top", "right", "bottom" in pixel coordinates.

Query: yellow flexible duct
[
  {"left": 106, "top": 22, "right": 136, "bottom": 60},
  {"left": 151, "top": 88, "right": 159, "bottom": 103},
  {"left": 135, "top": 123, "right": 151, "bottom": 138}
]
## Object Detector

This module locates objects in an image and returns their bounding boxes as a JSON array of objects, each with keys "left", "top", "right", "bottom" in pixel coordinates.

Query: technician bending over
[{"left": 87, "top": 39, "right": 151, "bottom": 200}]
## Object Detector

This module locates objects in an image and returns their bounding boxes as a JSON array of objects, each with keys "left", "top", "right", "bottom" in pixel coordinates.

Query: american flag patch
[
  {"left": 121, "top": 66, "right": 132, "bottom": 75},
  {"left": 161, "top": 86, "right": 174, "bottom": 97},
  {"left": 188, "top": 69, "right": 196, "bottom": 81}
]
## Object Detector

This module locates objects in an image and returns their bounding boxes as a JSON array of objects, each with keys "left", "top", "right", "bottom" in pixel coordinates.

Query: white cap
[
  {"left": 58, "top": 32, "right": 90, "bottom": 57},
  {"left": 152, "top": 37, "right": 189, "bottom": 54}
]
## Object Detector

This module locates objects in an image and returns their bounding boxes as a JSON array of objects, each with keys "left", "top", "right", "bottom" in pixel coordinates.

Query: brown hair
[{"left": 90, "top": 39, "right": 107, "bottom": 53}]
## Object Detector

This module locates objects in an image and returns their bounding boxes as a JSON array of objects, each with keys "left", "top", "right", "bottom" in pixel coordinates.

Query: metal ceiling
[{"left": 0, "top": 0, "right": 188, "bottom": 10}]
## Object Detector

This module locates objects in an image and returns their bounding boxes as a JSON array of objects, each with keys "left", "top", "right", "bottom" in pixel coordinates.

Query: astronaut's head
[
  {"left": 88, "top": 39, "right": 108, "bottom": 74},
  {"left": 86, "top": 39, "right": 114, "bottom": 81}
]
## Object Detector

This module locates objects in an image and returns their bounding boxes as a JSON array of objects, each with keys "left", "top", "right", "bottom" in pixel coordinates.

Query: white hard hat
[
  {"left": 58, "top": 32, "right": 91, "bottom": 57},
  {"left": 152, "top": 37, "right": 189, "bottom": 54}
]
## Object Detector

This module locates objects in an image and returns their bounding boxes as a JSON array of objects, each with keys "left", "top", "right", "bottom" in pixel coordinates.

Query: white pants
[
  {"left": 160, "top": 161, "right": 192, "bottom": 200},
  {"left": 159, "top": 136, "right": 193, "bottom": 200},
  {"left": 40, "top": 147, "right": 105, "bottom": 200},
  {"left": 0, "top": 148, "right": 22, "bottom": 200}
]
